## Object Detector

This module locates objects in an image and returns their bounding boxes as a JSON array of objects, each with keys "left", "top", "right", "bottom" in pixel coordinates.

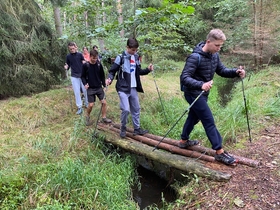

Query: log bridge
[{"left": 97, "top": 123, "right": 260, "bottom": 182}]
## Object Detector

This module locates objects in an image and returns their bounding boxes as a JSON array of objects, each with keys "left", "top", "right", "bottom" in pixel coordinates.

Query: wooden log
[
  {"left": 98, "top": 124, "right": 232, "bottom": 182},
  {"left": 182, "top": 145, "right": 260, "bottom": 168},
  {"left": 113, "top": 124, "right": 179, "bottom": 145},
  {"left": 112, "top": 123, "right": 260, "bottom": 168},
  {"left": 103, "top": 124, "right": 215, "bottom": 162}
]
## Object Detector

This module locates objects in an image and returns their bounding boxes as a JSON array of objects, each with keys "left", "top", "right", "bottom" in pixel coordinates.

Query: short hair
[
  {"left": 206, "top": 29, "right": 226, "bottom": 41},
  {"left": 92, "top": 45, "right": 98, "bottom": 49},
  {"left": 83, "top": 46, "right": 88, "bottom": 50},
  {"left": 68, "top": 42, "right": 76, "bottom": 47},
  {"left": 127, "top": 38, "right": 139, "bottom": 48},
  {"left": 90, "top": 49, "right": 99, "bottom": 57}
]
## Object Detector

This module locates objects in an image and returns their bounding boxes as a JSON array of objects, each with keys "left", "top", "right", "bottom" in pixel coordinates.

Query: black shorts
[{"left": 87, "top": 88, "right": 104, "bottom": 103}]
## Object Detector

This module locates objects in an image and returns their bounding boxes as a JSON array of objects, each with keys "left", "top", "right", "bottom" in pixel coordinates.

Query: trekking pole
[
  {"left": 153, "top": 90, "right": 204, "bottom": 151},
  {"left": 152, "top": 70, "right": 169, "bottom": 125},
  {"left": 241, "top": 78, "right": 252, "bottom": 142},
  {"left": 92, "top": 86, "right": 107, "bottom": 140}
]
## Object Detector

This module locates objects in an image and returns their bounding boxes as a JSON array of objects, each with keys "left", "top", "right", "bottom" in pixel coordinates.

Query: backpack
[
  {"left": 180, "top": 53, "right": 201, "bottom": 92},
  {"left": 116, "top": 52, "right": 126, "bottom": 80}
]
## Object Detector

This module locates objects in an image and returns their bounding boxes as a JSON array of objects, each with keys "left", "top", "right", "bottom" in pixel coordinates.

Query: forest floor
[{"left": 182, "top": 124, "right": 280, "bottom": 210}]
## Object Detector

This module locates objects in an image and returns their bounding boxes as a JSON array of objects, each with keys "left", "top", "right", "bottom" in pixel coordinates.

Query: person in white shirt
[{"left": 106, "top": 38, "right": 153, "bottom": 138}]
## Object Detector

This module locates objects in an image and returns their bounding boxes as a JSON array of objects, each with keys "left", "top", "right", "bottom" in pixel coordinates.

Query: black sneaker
[
  {"left": 120, "top": 127, "right": 126, "bottom": 138},
  {"left": 133, "top": 128, "right": 148, "bottom": 136},
  {"left": 178, "top": 139, "right": 199, "bottom": 148},
  {"left": 215, "top": 151, "right": 236, "bottom": 165}
]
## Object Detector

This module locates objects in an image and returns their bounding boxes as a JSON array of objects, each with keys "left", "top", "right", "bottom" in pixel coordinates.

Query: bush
[{"left": 153, "top": 59, "right": 183, "bottom": 74}]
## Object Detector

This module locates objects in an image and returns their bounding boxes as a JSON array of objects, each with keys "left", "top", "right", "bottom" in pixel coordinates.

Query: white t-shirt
[{"left": 130, "top": 55, "right": 136, "bottom": 87}]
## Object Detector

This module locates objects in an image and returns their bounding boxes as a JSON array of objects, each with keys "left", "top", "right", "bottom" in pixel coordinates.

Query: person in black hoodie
[
  {"left": 64, "top": 42, "right": 88, "bottom": 115},
  {"left": 81, "top": 50, "right": 111, "bottom": 126},
  {"left": 179, "top": 29, "right": 245, "bottom": 165}
]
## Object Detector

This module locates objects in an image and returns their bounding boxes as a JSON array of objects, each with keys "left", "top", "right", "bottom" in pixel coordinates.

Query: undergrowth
[{"left": 1, "top": 64, "right": 280, "bottom": 209}]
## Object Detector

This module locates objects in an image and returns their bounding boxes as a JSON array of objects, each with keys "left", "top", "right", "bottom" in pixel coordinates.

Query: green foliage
[
  {"left": 126, "top": 0, "right": 196, "bottom": 52},
  {"left": 213, "top": 0, "right": 251, "bottom": 50},
  {"left": 59, "top": 0, "right": 198, "bottom": 62},
  {"left": 61, "top": 0, "right": 118, "bottom": 42},
  {"left": 0, "top": 0, "right": 67, "bottom": 97},
  {"left": 153, "top": 59, "right": 183, "bottom": 73},
  {"left": 1, "top": 61, "right": 280, "bottom": 209},
  {"left": 99, "top": 34, "right": 126, "bottom": 70},
  {"left": 27, "top": 155, "right": 136, "bottom": 209},
  {"left": 0, "top": 87, "right": 139, "bottom": 209},
  {"left": 0, "top": 155, "right": 137, "bottom": 209},
  {"left": 0, "top": 172, "right": 27, "bottom": 209}
]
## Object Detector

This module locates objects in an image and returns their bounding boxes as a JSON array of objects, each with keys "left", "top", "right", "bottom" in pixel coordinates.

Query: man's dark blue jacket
[{"left": 180, "top": 41, "right": 239, "bottom": 96}]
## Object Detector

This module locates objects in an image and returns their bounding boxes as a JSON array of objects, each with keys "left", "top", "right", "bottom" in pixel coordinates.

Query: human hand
[
  {"left": 236, "top": 66, "right": 246, "bottom": 78},
  {"left": 202, "top": 80, "right": 213, "bottom": 92},
  {"left": 148, "top": 64, "right": 153, "bottom": 71},
  {"left": 106, "top": 78, "right": 111, "bottom": 86},
  {"left": 64, "top": 63, "right": 68, "bottom": 70}
]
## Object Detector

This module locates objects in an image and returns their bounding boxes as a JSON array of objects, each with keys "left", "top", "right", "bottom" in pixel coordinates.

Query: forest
[
  {"left": 1, "top": 0, "right": 280, "bottom": 98},
  {"left": 0, "top": 0, "right": 280, "bottom": 209}
]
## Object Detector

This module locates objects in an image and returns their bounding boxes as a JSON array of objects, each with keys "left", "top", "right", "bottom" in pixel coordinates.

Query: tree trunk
[
  {"left": 117, "top": 0, "right": 124, "bottom": 37},
  {"left": 53, "top": 6, "right": 62, "bottom": 36},
  {"left": 84, "top": 11, "right": 88, "bottom": 28},
  {"left": 258, "top": 0, "right": 264, "bottom": 66},
  {"left": 252, "top": 0, "right": 258, "bottom": 67},
  {"left": 98, "top": 0, "right": 106, "bottom": 51}
]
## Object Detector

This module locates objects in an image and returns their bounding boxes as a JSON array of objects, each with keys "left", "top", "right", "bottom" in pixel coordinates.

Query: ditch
[
  {"left": 103, "top": 143, "right": 180, "bottom": 209},
  {"left": 132, "top": 165, "right": 177, "bottom": 209}
]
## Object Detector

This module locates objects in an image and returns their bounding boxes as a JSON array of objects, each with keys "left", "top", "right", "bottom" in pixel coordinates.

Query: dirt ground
[{"left": 182, "top": 125, "right": 280, "bottom": 210}]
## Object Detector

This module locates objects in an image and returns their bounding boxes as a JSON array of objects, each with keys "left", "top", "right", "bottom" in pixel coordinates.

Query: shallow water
[{"left": 132, "top": 166, "right": 177, "bottom": 209}]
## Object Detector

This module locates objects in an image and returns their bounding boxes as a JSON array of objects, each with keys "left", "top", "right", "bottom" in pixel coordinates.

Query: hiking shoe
[
  {"left": 85, "top": 116, "right": 93, "bottom": 126},
  {"left": 76, "top": 108, "right": 83, "bottom": 115},
  {"left": 215, "top": 151, "right": 236, "bottom": 165},
  {"left": 178, "top": 139, "right": 199, "bottom": 148},
  {"left": 133, "top": 128, "right": 148, "bottom": 136},
  {"left": 102, "top": 118, "right": 112, "bottom": 123},
  {"left": 120, "top": 127, "right": 126, "bottom": 138}
]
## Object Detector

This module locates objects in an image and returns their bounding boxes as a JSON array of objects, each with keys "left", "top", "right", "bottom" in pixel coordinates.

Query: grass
[
  {"left": 1, "top": 63, "right": 280, "bottom": 209},
  {"left": 0, "top": 86, "right": 138, "bottom": 209}
]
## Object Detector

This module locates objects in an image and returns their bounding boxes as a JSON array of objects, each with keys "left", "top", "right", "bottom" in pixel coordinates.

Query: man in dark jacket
[
  {"left": 179, "top": 29, "right": 245, "bottom": 165},
  {"left": 106, "top": 38, "right": 153, "bottom": 138},
  {"left": 81, "top": 50, "right": 111, "bottom": 126}
]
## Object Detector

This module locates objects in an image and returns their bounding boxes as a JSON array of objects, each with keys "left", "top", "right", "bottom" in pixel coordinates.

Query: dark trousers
[{"left": 180, "top": 93, "right": 222, "bottom": 150}]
